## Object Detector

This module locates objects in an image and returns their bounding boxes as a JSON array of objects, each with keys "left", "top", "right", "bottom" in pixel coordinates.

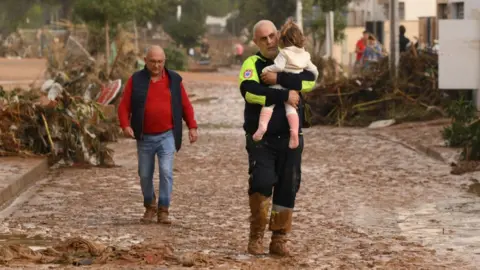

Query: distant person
[
  {"left": 399, "top": 25, "right": 411, "bottom": 53},
  {"left": 432, "top": 40, "right": 439, "bottom": 54},
  {"left": 200, "top": 38, "right": 210, "bottom": 59},
  {"left": 354, "top": 31, "right": 369, "bottom": 72},
  {"left": 362, "top": 35, "right": 384, "bottom": 69},
  {"left": 234, "top": 43, "right": 244, "bottom": 64},
  {"left": 117, "top": 45, "right": 198, "bottom": 225}
]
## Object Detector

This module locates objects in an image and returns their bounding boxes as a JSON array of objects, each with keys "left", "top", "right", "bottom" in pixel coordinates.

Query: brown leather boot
[
  {"left": 268, "top": 208, "right": 293, "bottom": 257},
  {"left": 157, "top": 206, "right": 172, "bottom": 225},
  {"left": 247, "top": 193, "right": 270, "bottom": 255},
  {"left": 140, "top": 195, "right": 157, "bottom": 224}
]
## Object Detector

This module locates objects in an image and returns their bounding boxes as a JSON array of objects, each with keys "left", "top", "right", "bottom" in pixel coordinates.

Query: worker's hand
[
  {"left": 189, "top": 128, "right": 198, "bottom": 144},
  {"left": 122, "top": 126, "right": 134, "bottom": 138},
  {"left": 287, "top": 90, "right": 300, "bottom": 109},
  {"left": 261, "top": 71, "right": 277, "bottom": 85}
]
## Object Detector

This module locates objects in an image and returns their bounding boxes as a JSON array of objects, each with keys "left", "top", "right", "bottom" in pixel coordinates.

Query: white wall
[
  {"left": 445, "top": 0, "right": 480, "bottom": 19},
  {"left": 404, "top": 0, "right": 437, "bottom": 20},
  {"left": 465, "top": 0, "right": 480, "bottom": 19}
]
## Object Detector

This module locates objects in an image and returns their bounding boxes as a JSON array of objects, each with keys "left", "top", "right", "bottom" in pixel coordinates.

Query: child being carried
[{"left": 253, "top": 18, "right": 319, "bottom": 149}]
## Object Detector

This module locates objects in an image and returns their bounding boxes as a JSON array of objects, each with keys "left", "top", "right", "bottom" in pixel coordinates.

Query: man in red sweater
[{"left": 118, "top": 45, "right": 198, "bottom": 224}]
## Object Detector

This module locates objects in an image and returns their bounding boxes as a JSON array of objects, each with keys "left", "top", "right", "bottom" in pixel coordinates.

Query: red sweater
[{"left": 118, "top": 72, "right": 197, "bottom": 134}]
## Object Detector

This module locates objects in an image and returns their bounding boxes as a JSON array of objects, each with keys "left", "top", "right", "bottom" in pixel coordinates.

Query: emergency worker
[{"left": 238, "top": 20, "right": 316, "bottom": 257}]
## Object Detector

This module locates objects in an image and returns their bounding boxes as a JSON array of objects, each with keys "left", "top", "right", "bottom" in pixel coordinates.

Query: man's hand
[
  {"left": 261, "top": 71, "right": 277, "bottom": 85},
  {"left": 189, "top": 128, "right": 198, "bottom": 144},
  {"left": 287, "top": 90, "right": 300, "bottom": 109},
  {"left": 122, "top": 126, "right": 134, "bottom": 138}
]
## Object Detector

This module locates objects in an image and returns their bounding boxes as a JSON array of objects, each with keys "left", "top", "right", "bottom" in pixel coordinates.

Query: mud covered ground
[{"left": 1, "top": 71, "right": 480, "bottom": 269}]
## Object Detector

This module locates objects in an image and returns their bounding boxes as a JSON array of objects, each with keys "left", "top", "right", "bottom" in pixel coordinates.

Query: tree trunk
[
  {"left": 133, "top": 19, "right": 139, "bottom": 54},
  {"left": 105, "top": 18, "right": 110, "bottom": 77}
]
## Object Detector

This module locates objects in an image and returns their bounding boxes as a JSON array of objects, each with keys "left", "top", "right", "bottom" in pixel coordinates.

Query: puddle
[
  {"left": 467, "top": 181, "right": 480, "bottom": 196},
  {"left": 396, "top": 197, "right": 480, "bottom": 263},
  {"left": 350, "top": 193, "right": 480, "bottom": 265},
  {"left": 192, "top": 97, "right": 218, "bottom": 104},
  {"left": 0, "top": 233, "right": 55, "bottom": 248}
]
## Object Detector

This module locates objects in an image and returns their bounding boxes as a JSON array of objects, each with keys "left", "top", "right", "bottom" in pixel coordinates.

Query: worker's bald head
[
  {"left": 253, "top": 20, "right": 277, "bottom": 39},
  {"left": 252, "top": 20, "right": 279, "bottom": 60},
  {"left": 145, "top": 45, "right": 166, "bottom": 77}
]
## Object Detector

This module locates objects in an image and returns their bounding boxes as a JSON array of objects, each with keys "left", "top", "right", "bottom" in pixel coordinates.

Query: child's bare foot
[{"left": 289, "top": 131, "right": 299, "bottom": 149}]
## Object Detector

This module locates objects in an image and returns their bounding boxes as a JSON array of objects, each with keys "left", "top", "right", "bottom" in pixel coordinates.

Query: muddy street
[{"left": 1, "top": 75, "right": 480, "bottom": 269}]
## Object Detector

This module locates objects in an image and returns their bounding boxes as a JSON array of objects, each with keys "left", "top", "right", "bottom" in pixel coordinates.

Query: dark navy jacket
[{"left": 130, "top": 67, "right": 184, "bottom": 151}]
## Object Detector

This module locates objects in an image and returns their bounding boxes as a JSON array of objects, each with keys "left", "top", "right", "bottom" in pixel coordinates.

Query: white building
[
  {"left": 378, "top": 0, "right": 437, "bottom": 21},
  {"left": 346, "top": 0, "right": 386, "bottom": 26},
  {"left": 347, "top": 0, "right": 437, "bottom": 25},
  {"left": 437, "top": 0, "right": 480, "bottom": 19}
]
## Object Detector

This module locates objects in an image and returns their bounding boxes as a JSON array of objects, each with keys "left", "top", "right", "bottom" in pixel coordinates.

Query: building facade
[{"left": 437, "top": 0, "right": 480, "bottom": 20}]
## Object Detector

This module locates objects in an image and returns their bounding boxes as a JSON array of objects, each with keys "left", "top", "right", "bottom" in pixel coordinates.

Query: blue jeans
[{"left": 137, "top": 130, "right": 175, "bottom": 208}]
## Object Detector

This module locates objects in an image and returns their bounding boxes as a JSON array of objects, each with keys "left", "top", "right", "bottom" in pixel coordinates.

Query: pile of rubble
[
  {"left": 0, "top": 29, "right": 141, "bottom": 166},
  {"left": 0, "top": 237, "right": 210, "bottom": 267},
  {"left": 306, "top": 51, "right": 446, "bottom": 127}
]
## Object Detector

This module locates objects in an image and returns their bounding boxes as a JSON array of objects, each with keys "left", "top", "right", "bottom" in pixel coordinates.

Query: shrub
[{"left": 164, "top": 47, "right": 187, "bottom": 71}]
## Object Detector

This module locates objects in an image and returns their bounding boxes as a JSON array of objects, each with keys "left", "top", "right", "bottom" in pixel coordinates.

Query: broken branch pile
[
  {"left": 0, "top": 237, "right": 213, "bottom": 267},
  {"left": 306, "top": 51, "right": 447, "bottom": 127},
  {"left": 0, "top": 86, "right": 119, "bottom": 166}
]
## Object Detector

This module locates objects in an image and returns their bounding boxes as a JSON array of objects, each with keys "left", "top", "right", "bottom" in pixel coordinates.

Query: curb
[
  {"left": 0, "top": 158, "right": 49, "bottom": 208},
  {"left": 366, "top": 131, "right": 449, "bottom": 164},
  {"left": 408, "top": 142, "right": 446, "bottom": 163}
]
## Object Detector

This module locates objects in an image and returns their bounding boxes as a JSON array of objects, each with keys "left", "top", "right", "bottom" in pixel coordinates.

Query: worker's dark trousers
[{"left": 245, "top": 134, "right": 303, "bottom": 209}]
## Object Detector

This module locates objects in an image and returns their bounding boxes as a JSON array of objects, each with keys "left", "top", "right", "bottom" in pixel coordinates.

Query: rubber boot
[
  {"left": 247, "top": 193, "right": 270, "bottom": 255},
  {"left": 268, "top": 209, "right": 293, "bottom": 257}
]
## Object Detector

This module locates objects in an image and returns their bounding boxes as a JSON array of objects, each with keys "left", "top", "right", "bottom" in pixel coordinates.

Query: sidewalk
[
  {"left": 0, "top": 157, "right": 48, "bottom": 208},
  {"left": 368, "top": 119, "right": 460, "bottom": 164}
]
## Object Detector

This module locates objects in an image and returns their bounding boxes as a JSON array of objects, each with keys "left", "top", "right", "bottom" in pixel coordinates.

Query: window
[
  {"left": 455, "top": 2, "right": 464, "bottom": 19},
  {"left": 383, "top": 2, "right": 405, "bottom": 20},
  {"left": 399, "top": 2, "right": 405, "bottom": 20},
  {"left": 438, "top": 3, "right": 448, "bottom": 19}
]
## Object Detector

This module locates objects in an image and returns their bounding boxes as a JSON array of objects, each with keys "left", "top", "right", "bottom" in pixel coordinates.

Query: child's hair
[{"left": 279, "top": 18, "right": 305, "bottom": 48}]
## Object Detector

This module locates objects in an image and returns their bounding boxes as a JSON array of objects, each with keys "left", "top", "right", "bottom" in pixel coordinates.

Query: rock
[{"left": 368, "top": 119, "right": 396, "bottom": 129}]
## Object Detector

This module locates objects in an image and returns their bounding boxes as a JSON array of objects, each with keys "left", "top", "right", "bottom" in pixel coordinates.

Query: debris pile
[
  {"left": 306, "top": 51, "right": 447, "bottom": 127},
  {"left": 0, "top": 85, "right": 118, "bottom": 166},
  {"left": 0, "top": 28, "right": 140, "bottom": 166},
  {"left": 0, "top": 237, "right": 211, "bottom": 267}
]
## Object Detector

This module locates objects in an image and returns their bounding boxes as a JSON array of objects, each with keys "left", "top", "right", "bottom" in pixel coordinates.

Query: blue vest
[{"left": 130, "top": 68, "right": 183, "bottom": 151}]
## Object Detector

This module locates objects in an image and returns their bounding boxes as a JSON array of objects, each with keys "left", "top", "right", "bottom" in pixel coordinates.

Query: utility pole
[
  {"left": 389, "top": 0, "right": 399, "bottom": 82},
  {"left": 296, "top": 0, "right": 303, "bottom": 32}
]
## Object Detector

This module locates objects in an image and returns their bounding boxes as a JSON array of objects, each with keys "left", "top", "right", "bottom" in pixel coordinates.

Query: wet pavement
[{"left": 0, "top": 74, "right": 479, "bottom": 269}]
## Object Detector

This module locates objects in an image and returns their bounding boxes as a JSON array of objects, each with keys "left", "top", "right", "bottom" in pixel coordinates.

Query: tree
[
  {"left": 162, "top": 0, "right": 206, "bottom": 48},
  {"left": 73, "top": 0, "right": 168, "bottom": 75},
  {"left": 202, "top": 0, "right": 233, "bottom": 17},
  {"left": 226, "top": 0, "right": 297, "bottom": 37},
  {"left": 303, "top": 0, "right": 351, "bottom": 54}
]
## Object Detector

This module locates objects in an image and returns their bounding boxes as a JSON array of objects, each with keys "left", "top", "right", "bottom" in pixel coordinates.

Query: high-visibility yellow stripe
[
  {"left": 245, "top": 92, "right": 266, "bottom": 105},
  {"left": 300, "top": 81, "right": 316, "bottom": 93}
]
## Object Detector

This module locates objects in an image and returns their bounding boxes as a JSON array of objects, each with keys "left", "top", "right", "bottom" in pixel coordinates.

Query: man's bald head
[
  {"left": 252, "top": 20, "right": 279, "bottom": 60},
  {"left": 253, "top": 20, "right": 277, "bottom": 39},
  {"left": 146, "top": 45, "right": 165, "bottom": 59},
  {"left": 145, "top": 45, "right": 166, "bottom": 77}
]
